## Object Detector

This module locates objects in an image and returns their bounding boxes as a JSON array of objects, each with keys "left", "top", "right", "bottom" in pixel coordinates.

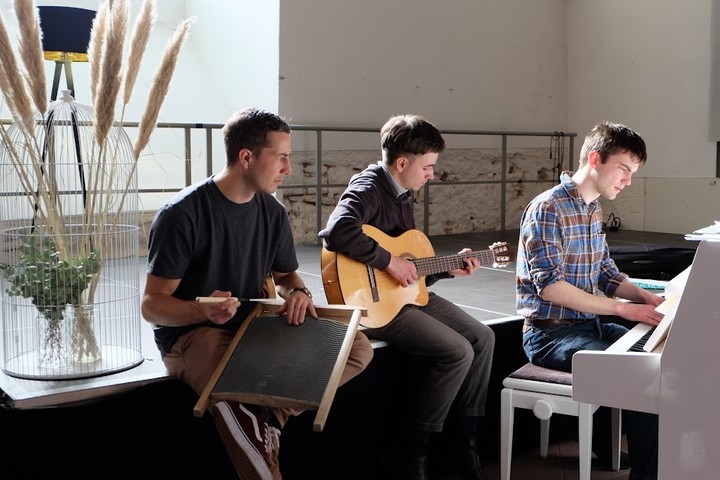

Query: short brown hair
[
  {"left": 380, "top": 114, "right": 445, "bottom": 165},
  {"left": 223, "top": 107, "right": 291, "bottom": 165},
  {"left": 578, "top": 121, "right": 647, "bottom": 167}
]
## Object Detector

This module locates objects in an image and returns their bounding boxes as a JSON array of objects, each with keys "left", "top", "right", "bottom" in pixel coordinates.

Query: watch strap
[{"left": 289, "top": 286, "right": 312, "bottom": 298}]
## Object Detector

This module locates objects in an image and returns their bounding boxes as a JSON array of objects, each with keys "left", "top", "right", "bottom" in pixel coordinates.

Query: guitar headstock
[{"left": 488, "top": 242, "right": 515, "bottom": 268}]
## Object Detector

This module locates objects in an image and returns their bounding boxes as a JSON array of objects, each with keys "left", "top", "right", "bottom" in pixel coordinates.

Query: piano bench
[{"left": 500, "top": 363, "right": 621, "bottom": 480}]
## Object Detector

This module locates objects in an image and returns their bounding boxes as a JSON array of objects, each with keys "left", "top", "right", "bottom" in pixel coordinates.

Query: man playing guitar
[{"left": 319, "top": 114, "right": 495, "bottom": 480}]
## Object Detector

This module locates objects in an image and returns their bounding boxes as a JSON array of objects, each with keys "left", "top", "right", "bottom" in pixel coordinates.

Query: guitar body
[
  {"left": 321, "top": 225, "right": 435, "bottom": 328},
  {"left": 321, "top": 225, "right": 514, "bottom": 329}
]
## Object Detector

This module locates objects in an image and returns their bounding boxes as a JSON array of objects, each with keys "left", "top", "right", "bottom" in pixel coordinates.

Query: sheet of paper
[
  {"left": 685, "top": 221, "right": 720, "bottom": 240},
  {"left": 643, "top": 265, "right": 691, "bottom": 352},
  {"left": 692, "top": 221, "right": 720, "bottom": 234}
]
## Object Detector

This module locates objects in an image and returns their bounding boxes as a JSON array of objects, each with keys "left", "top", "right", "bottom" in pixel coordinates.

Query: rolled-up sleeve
[{"left": 523, "top": 201, "right": 566, "bottom": 295}]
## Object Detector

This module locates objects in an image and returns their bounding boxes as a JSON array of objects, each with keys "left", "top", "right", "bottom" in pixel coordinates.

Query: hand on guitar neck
[
  {"left": 386, "top": 247, "right": 479, "bottom": 287},
  {"left": 321, "top": 224, "right": 516, "bottom": 328}
]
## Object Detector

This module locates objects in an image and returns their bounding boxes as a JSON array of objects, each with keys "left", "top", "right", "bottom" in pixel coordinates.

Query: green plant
[{"left": 1, "top": 235, "right": 100, "bottom": 323}]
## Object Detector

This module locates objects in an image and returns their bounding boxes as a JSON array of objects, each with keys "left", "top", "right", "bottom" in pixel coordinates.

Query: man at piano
[{"left": 516, "top": 121, "right": 664, "bottom": 480}]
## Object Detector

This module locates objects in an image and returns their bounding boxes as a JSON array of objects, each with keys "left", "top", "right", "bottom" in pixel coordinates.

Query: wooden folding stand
[{"left": 193, "top": 299, "right": 365, "bottom": 432}]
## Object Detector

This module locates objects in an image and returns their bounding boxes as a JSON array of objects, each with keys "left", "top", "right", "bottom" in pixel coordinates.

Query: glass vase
[
  {"left": 70, "top": 304, "right": 102, "bottom": 365},
  {"left": 37, "top": 310, "right": 70, "bottom": 371}
]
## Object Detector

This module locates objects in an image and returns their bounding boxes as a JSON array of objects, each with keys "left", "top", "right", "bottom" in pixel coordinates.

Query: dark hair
[
  {"left": 578, "top": 121, "right": 647, "bottom": 167},
  {"left": 380, "top": 114, "right": 445, "bottom": 165},
  {"left": 223, "top": 107, "right": 291, "bottom": 165}
]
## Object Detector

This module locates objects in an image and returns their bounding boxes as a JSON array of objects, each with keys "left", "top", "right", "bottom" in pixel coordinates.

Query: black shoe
[
  {"left": 455, "top": 436, "right": 489, "bottom": 480},
  {"left": 593, "top": 447, "right": 631, "bottom": 470},
  {"left": 381, "top": 438, "right": 431, "bottom": 480},
  {"left": 405, "top": 451, "right": 430, "bottom": 480},
  {"left": 381, "top": 450, "right": 429, "bottom": 480}
]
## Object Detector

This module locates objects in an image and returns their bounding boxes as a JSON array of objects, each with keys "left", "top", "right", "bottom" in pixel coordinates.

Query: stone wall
[
  {"left": 280, "top": 147, "right": 564, "bottom": 244},
  {"left": 131, "top": 146, "right": 648, "bottom": 253}
]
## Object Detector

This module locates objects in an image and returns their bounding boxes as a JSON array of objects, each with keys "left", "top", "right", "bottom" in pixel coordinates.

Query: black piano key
[{"left": 628, "top": 327, "right": 657, "bottom": 352}]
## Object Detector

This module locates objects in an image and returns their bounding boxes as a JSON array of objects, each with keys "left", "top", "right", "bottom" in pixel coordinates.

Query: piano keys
[{"left": 628, "top": 325, "right": 656, "bottom": 352}]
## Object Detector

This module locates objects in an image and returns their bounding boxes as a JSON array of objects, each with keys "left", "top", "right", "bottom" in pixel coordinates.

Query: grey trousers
[{"left": 363, "top": 293, "right": 495, "bottom": 432}]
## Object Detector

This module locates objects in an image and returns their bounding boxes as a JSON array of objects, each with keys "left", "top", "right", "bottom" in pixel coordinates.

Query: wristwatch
[{"left": 289, "top": 286, "right": 312, "bottom": 298}]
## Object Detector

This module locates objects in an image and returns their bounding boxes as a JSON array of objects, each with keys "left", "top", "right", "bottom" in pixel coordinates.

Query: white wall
[
  {"left": 567, "top": 0, "right": 718, "bottom": 233},
  {"left": 0, "top": 0, "right": 280, "bottom": 210},
  {"left": 0, "top": 0, "right": 279, "bottom": 121},
  {"left": 186, "top": 0, "right": 279, "bottom": 117},
  {"left": 567, "top": 0, "right": 714, "bottom": 179},
  {"left": 279, "top": 0, "right": 568, "bottom": 132},
  {"left": 280, "top": 0, "right": 720, "bottom": 234},
  {"left": 3, "top": 1, "right": 718, "bottom": 233}
]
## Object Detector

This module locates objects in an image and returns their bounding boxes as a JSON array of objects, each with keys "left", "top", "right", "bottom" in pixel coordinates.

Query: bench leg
[
  {"left": 500, "top": 388, "right": 514, "bottom": 480},
  {"left": 540, "top": 417, "right": 550, "bottom": 458}
]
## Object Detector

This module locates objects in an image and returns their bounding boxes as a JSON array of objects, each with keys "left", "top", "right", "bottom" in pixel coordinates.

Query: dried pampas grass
[
  {"left": 123, "top": 0, "right": 155, "bottom": 106},
  {"left": 0, "top": 10, "right": 34, "bottom": 134},
  {"left": 134, "top": 16, "right": 195, "bottom": 159},
  {"left": 87, "top": 1, "right": 109, "bottom": 105},
  {"left": 94, "top": 0, "right": 129, "bottom": 147},
  {"left": 14, "top": 0, "right": 46, "bottom": 114}
]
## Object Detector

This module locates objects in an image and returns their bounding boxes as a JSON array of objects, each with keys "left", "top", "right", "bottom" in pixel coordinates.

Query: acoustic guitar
[{"left": 320, "top": 224, "right": 514, "bottom": 328}]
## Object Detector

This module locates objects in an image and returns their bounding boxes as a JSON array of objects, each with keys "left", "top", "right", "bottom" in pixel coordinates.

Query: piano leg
[
  {"left": 578, "top": 403, "right": 594, "bottom": 480},
  {"left": 611, "top": 408, "right": 622, "bottom": 471}
]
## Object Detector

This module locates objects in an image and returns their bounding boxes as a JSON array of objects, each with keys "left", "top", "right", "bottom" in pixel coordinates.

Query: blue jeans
[{"left": 523, "top": 318, "right": 658, "bottom": 480}]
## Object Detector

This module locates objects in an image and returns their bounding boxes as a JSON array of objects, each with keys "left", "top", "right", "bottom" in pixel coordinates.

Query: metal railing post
[
  {"left": 206, "top": 127, "right": 213, "bottom": 177},
  {"left": 501, "top": 134, "right": 508, "bottom": 231},
  {"left": 315, "top": 129, "right": 323, "bottom": 243}
]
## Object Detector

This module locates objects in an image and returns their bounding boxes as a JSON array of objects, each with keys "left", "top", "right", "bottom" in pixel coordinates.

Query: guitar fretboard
[{"left": 413, "top": 249, "right": 496, "bottom": 277}]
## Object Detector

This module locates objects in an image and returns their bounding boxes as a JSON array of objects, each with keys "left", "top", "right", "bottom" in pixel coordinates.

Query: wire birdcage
[{"left": 0, "top": 91, "right": 143, "bottom": 379}]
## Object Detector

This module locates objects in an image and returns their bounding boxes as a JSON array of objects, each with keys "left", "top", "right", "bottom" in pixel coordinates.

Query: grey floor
[
  {"left": 482, "top": 439, "right": 632, "bottom": 480},
  {"left": 296, "top": 228, "right": 694, "bottom": 480}
]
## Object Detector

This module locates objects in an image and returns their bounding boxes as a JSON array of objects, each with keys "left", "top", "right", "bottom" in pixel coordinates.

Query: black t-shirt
[{"left": 147, "top": 177, "right": 298, "bottom": 354}]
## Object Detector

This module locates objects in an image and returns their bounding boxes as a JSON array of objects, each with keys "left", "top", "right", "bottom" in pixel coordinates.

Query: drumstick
[{"left": 195, "top": 296, "right": 241, "bottom": 304}]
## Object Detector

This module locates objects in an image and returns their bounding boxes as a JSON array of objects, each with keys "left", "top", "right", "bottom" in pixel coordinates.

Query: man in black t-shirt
[{"left": 142, "top": 107, "right": 373, "bottom": 480}]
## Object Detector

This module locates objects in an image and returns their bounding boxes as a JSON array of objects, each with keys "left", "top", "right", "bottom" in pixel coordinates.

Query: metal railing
[
  {"left": 1, "top": 119, "right": 577, "bottom": 238},
  {"left": 287, "top": 125, "right": 576, "bottom": 238}
]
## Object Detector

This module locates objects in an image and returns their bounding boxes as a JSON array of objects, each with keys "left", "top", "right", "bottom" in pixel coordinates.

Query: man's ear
[
  {"left": 587, "top": 150, "right": 601, "bottom": 169},
  {"left": 395, "top": 156, "right": 408, "bottom": 172},
  {"left": 238, "top": 148, "right": 253, "bottom": 167}
]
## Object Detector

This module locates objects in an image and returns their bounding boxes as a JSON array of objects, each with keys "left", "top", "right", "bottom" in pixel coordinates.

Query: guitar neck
[{"left": 413, "top": 249, "right": 495, "bottom": 277}]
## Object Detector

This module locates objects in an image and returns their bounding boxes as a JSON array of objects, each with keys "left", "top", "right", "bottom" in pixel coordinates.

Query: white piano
[{"left": 572, "top": 240, "right": 720, "bottom": 479}]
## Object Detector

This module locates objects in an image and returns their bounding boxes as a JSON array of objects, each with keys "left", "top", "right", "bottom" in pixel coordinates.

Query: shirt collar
[
  {"left": 379, "top": 161, "right": 409, "bottom": 198},
  {"left": 560, "top": 171, "right": 599, "bottom": 210}
]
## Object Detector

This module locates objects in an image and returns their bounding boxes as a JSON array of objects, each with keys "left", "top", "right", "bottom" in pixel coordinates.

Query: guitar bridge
[{"left": 366, "top": 265, "right": 380, "bottom": 303}]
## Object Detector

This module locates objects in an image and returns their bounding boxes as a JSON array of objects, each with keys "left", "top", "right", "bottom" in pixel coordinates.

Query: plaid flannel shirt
[{"left": 516, "top": 171, "right": 627, "bottom": 322}]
